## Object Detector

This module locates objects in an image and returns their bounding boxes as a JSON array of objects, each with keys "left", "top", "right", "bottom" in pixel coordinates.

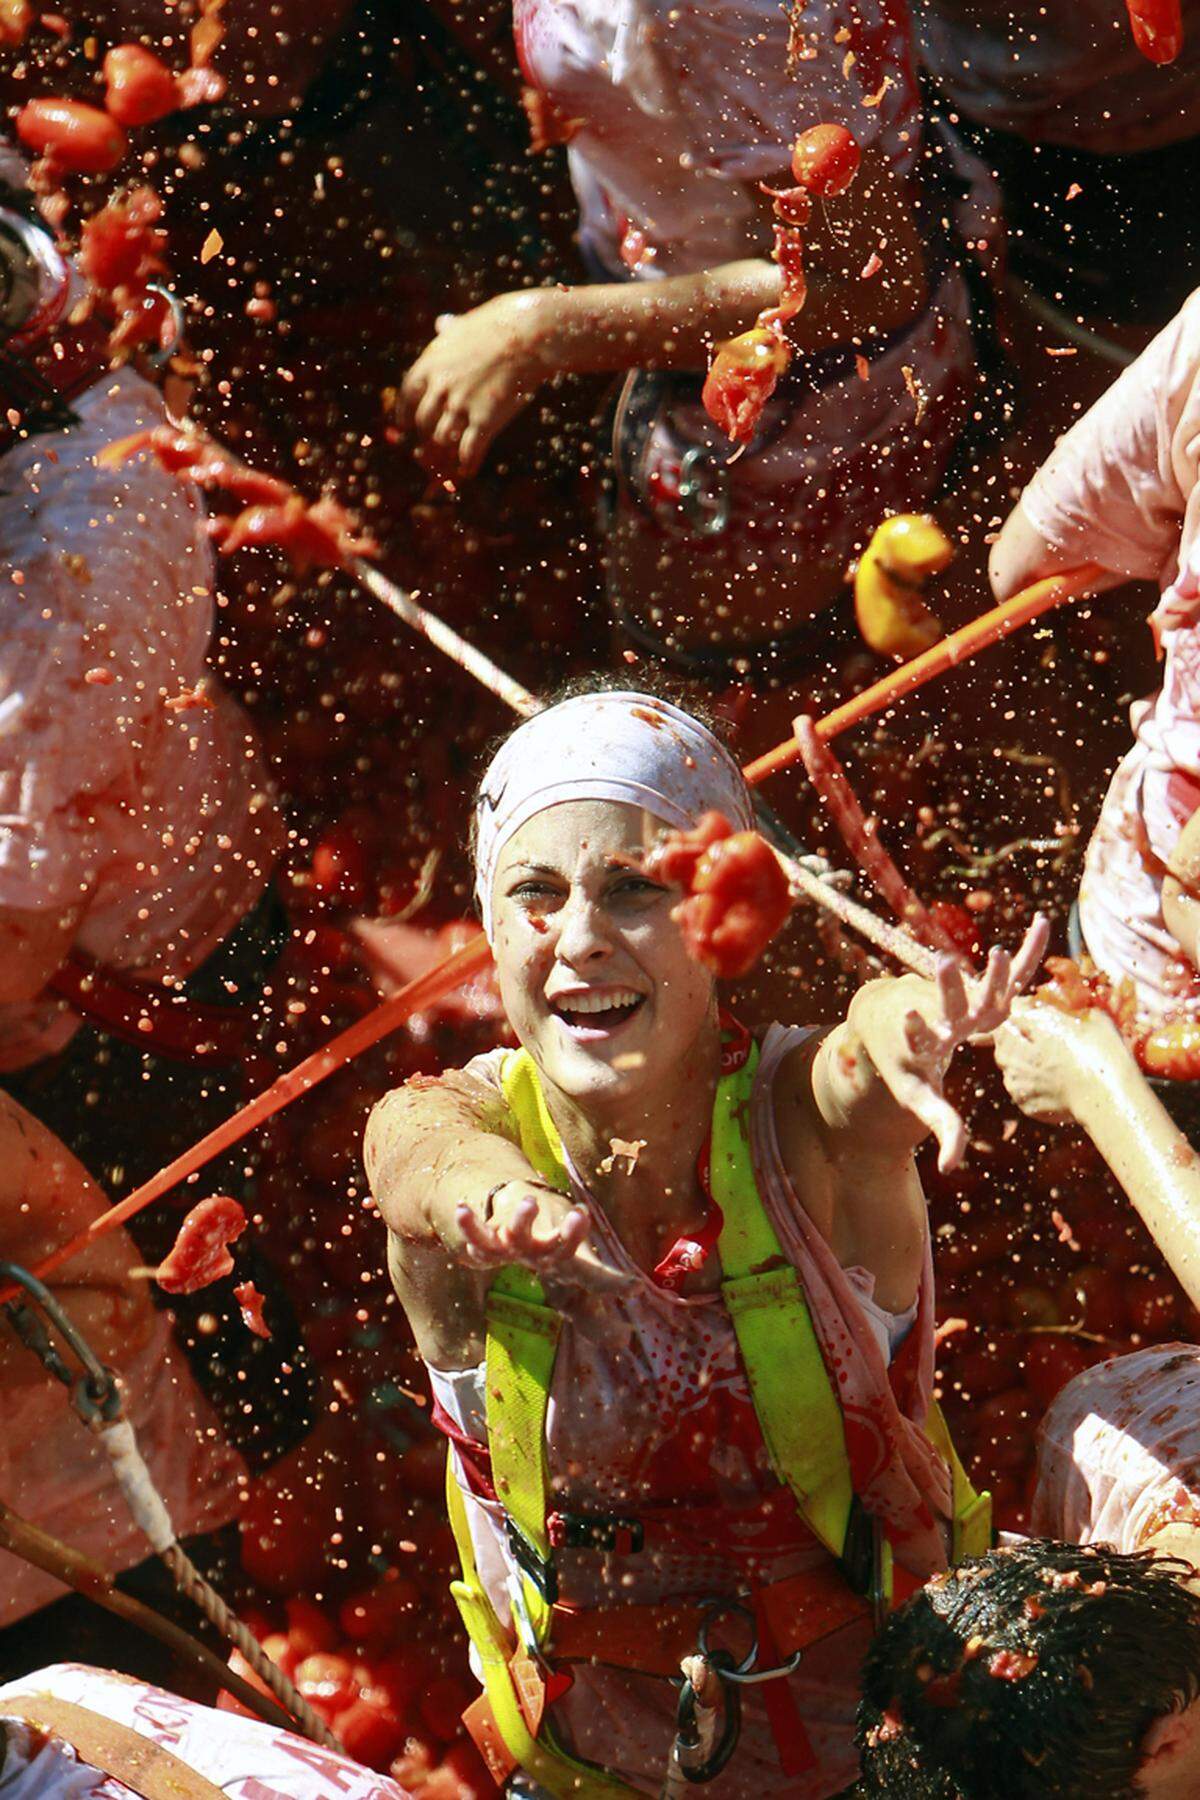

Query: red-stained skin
[
  {"left": 234, "top": 1279, "right": 271, "bottom": 1338},
  {"left": 16, "top": 98, "right": 127, "bottom": 176},
  {"left": 156, "top": 1194, "right": 247, "bottom": 1295},
  {"left": 1126, "top": 0, "right": 1184, "bottom": 63}
]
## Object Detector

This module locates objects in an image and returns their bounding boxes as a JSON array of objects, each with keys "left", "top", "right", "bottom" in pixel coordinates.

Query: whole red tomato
[
  {"left": 103, "top": 44, "right": 180, "bottom": 126},
  {"left": 16, "top": 99, "right": 127, "bottom": 175},
  {"left": 790, "top": 124, "right": 861, "bottom": 196}
]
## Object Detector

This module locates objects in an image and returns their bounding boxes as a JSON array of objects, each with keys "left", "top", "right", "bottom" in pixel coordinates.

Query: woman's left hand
[
  {"left": 854, "top": 916, "right": 1049, "bottom": 1173},
  {"left": 395, "top": 290, "right": 562, "bottom": 478}
]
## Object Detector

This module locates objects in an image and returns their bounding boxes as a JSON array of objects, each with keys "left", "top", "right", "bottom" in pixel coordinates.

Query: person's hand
[
  {"left": 994, "top": 996, "right": 1127, "bottom": 1125},
  {"left": 455, "top": 1182, "right": 632, "bottom": 1295},
  {"left": 395, "top": 290, "right": 562, "bottom": 478},
  {"left": 856, "top": 917, "right": 1049, "bottom": 1173}
]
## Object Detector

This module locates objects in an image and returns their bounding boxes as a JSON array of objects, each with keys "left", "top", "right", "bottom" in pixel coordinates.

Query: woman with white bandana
[{"left": 365, "top": 686, "right": 1047, "bottom": 1799}]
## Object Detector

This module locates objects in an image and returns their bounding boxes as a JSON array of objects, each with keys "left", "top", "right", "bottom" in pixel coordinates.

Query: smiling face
[{"left": 488, "top": 799, "right": 718, "bottom": 1114}]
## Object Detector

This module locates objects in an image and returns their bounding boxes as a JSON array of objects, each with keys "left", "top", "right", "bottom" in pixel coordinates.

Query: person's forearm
[
  {"left": 539, "top": 242, "right": 922, "bottom": 378},
  {"left": 1070, "top": 1045, "right": 1200, "bottom": 1308},
  {"left": 365, "top": 1072, "right": 544, "bottom": 1251},
  {"left": 814, "top": 975, "right": 936, "bottom": 1153}
]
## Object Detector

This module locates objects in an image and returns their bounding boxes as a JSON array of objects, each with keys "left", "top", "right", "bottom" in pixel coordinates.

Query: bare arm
[
  {"left": 397, "top": 145, "right": 926, "bottom": 476},
  {"left": 995, "top": 999, "right": 1200, "bottom": 1309},
  {"left": 812, "top": 923, "right": 1049, "bottom": 1174},
  {"left": 364, "top": 1068, "right": 631, "bottom": 1291}
]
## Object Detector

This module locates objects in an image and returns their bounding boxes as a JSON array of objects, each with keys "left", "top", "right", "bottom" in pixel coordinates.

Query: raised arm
[
  {"left": 995, "top": 999, "right": 1200, "bottom": 1309},
  {"left": 990, "top": 290, "right": 1200, "bottom": 602},
  {"left": 812, "top": 924, "right": 1049, "bottom": 1175}
]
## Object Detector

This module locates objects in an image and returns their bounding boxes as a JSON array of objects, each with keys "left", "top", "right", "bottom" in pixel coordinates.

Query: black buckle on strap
[
  {"left": 547, "top": 1511, "right": 646, "bottom": 1556},
  {"left": 506, "top": 1518, "right": 559, "bottom": 1605}
]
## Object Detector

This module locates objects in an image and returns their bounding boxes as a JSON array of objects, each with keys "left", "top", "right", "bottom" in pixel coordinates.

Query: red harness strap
[{"left": 48, "top": 952, "right": 252, "bottom": 1066}]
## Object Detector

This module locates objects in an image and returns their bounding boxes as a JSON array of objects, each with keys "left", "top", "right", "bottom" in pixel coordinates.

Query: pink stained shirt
[
  {"left": 1030, "top": 1344, "right": 1200, "bottom": 1552},
  {"left": 429, "top": 1025, "right": 948, "bottom": 1799},
  {"left": 513, "top": 0, "right": 921, "bottom": 281},
  {"left": 918, "top": 0, "right": 1200, "bottom": 154},
  {"left": 1015, "top": 288, "right": 1200, "bottom": 1017},
  {"left": 0, "top": 207, "right": 284, "bottom": 1070},
  {"left": 0, "top": 1663, "right": 411, "bottom": 1798}
]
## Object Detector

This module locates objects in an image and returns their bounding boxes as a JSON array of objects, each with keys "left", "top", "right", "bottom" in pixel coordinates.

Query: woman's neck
[{"left": 545, "top": 1012, "right": 724, "bottom": 1255}]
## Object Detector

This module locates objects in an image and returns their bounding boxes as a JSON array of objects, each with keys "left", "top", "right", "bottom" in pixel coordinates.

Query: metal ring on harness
[
  {"left": 674, "top": 1648, "right": 742, "bottom": 1785},
  {"left": 0, "top": 1259, "right": 121, "bottom": 1426},
  {"left": 695, "top": 1596, "right": 805, "bottom": 1686}
]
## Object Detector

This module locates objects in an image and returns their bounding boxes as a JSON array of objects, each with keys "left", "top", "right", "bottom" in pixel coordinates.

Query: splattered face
[{"left": 489, "top": 799, "right": 717, "bottom": 1113}]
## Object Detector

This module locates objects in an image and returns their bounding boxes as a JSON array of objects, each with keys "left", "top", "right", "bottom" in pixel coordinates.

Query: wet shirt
[
  {"left": 918, "top": 0, "right": 1200, "bottom": 153},
  {"left": 513, "top": 0, "right": 920, "bottom": 280},
  {"left": 427, "top": 1025, "right": 945, "bottom": 1798},
  {"left": 0, "top": 215, "right": 283, "bottom": 1069},
  {"left": 1031, "top": 1345, "right": 1200, "bottom": 1550},
  {"left": 1017, "top": 288, "right": 1200, "bottom": 1016}
]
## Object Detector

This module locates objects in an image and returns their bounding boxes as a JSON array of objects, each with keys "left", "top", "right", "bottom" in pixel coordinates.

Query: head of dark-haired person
[{"left": 853, "top": 1538, "right": 1200, "bottom": 1799}]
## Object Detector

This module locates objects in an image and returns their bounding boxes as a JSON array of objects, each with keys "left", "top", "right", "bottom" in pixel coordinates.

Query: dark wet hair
[
  {"left": 853, "top": 1538, "right": 1200, "bottom": 1799},
  {"left": 467, "top": 667, "right": 727, "bottom": 872}
]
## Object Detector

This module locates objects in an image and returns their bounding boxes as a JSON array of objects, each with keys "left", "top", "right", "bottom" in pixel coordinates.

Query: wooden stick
[
  {"left": 354, "top": 560, "right": 541, "bottom": 718},
  {"left": 742, "top": 564, "right": 1100, "bottom": 785}
]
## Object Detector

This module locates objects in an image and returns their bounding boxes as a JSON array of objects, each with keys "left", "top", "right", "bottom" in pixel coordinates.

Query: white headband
[{"left": 473, "top": 691, "right": 754, "bottom": 938}]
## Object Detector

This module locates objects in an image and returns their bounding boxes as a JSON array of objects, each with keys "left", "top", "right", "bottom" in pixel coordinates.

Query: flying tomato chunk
[
  {"left": 102, "top": 44, "right": 226, "bottom": 125},
  {"left": 16, "top": 100, "right": 127, "bottom": 177},
  {"left": 234, "top": 1280, "right": 271, "bottom": 1339},
  {"left": 97, "top": 425, "right": 293, "bottom": 505},
  {"left": 648, "top": 814, "right": 792, "bottom": 978},
  {"left": 156, "top": 1195, "right": 247, "bottom": 1296},
  {"left": 79, "top": 187, "right": 167, "bottom": 293},
  {"left": 701, "top": 326, "right": 791, "bottom": 446},
  {"left": 790, "top": 123, "right": 861, "bottom": 196},
  {"left": 1125, "top": 0, "right": 1184, "bottom": 63},
  {"left": 209, "top": 492, "right": 379, "bottom": 575},
  {"left": 643, "top": 810, "right": 733, "bottom": 890},
  {"left": 853, "top": 513, "right": 952, "bottom": 660}
]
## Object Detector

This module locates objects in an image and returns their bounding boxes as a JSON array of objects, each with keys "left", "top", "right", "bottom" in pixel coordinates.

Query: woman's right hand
[{"left": 455, "top": 1183, "right": 633, "bottom": 1295}]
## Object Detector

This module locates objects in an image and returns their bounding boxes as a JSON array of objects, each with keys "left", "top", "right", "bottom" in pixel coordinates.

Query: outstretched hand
[
  {"left": 455, "top": 1186, "right": 632, "bottom": 1295},
  {"left": 870, "top": 915, "right": 1050, "bottom": 1173}
]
